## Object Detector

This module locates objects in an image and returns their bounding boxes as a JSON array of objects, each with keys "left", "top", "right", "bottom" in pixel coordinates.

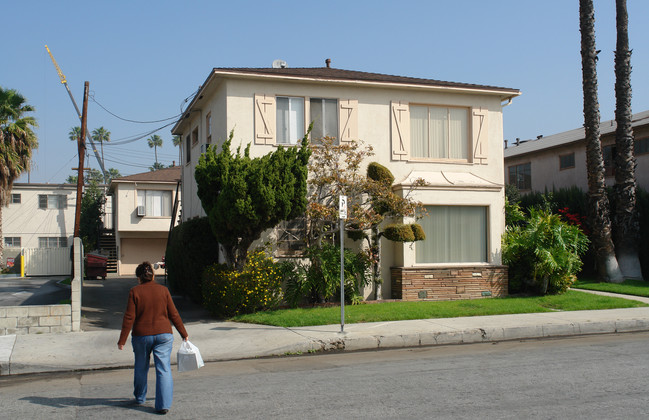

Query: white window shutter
[
  {"left": 254, "top": 94, "right": 276, "bottom": 145},
  {"left": 472, "top": 108, "right": 489, "bottom": 163},
  {"left": 391, "top": 101, "right": 410, "bottom": 160},
  {"left": 339, "top": 99, "right": 358, "bottom": 142}
]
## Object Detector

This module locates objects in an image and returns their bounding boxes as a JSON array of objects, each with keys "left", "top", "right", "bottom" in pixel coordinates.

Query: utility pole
[{"left": 74, "top": 82, "right": 89, "bottom": 238}]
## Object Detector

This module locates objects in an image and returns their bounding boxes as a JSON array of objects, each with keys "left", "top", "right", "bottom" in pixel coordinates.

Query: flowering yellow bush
[{"left": 202, "top": 249, "right": 283, "bottom": 317}]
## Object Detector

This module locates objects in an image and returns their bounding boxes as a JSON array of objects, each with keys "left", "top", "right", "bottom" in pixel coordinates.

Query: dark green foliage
[
  {"left": 195, "top": 130, "right": 311, "bottom": 269},
  {"left": 503, "top": 208, "right": 589, "bottom": 295},
  {"left": 505, "top": 183, "right": 521, "bottom": 204},
  {"left": 282, "top": 244, "right": 370, "bottom": 307},
  {"left": 383, "top": 223, "right": 415, "bottom": 242},
  {"left": 636, "top": 188, "right": 649, "bottom": 279},
  {"left": 367, "top": 162, "right": 395, "bottom": 185},
  {"left": 202, "top": 249, "right": 283, "bottom": 317},
  {"left": 79, "top": 183, "right": 104, "bottom": 251},
  {"left": 165, "top": 217, "right": 219, "bottom": 303},
  {"left": 410, "top": 223, "right": 426, "bottom": 241}
]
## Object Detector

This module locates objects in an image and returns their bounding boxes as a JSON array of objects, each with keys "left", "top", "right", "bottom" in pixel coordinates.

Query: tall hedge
[{"left": 165, "top": 217, "right": 220, "bottom": 303}]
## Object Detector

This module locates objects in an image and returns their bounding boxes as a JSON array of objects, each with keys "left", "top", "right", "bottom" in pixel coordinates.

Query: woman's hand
[{"left": 117, "top": 344, "right": 124, "bottom": 350}]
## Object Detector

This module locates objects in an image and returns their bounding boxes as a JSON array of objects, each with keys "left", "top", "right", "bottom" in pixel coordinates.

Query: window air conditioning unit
[
  {"left": 200, "top": 144, "right": 207, "bottom": 153},
  {"left": 137, "top": 205, "right": 146, "bottom": 217}
]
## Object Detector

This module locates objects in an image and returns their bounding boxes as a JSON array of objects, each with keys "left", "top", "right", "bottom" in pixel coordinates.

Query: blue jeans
[{"left": 132, "top": 333, "right": 174, "bottom": 410}]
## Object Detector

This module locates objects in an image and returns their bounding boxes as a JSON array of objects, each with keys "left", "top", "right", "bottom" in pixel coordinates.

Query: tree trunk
[
  {"left": 372, "top": 226, "right": 382, "bottom": 300},
  {"left": 579, "top": 0, "right": 624, "bottom": 283},
  {"left": 613, "top": 0, "right": 643, "bottom": 280}
]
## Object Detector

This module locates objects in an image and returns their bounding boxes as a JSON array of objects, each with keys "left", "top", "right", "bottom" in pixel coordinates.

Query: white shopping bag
[{"left": 177, "top": 340, "right": 204, "bottom": 372}]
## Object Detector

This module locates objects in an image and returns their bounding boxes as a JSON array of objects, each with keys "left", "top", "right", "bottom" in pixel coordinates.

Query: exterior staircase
[{"left": 98, "top": 229, "right": 118, "bottom": 273}]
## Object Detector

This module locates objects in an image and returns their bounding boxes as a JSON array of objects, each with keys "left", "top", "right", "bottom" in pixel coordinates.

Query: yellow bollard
[{"left": 20, "top": 249, "right": 25, "bottom": 278}]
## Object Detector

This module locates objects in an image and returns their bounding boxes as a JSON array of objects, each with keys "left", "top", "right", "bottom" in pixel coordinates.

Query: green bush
[
  {"left": 410, "top": 223, "right": 426, "bottom": 241},
  {"left": 503, "top": 208, "right": 589, "bottom": 295},
  {"left": 383, "top": 223, "right": 415, "bottom": 242},
  {"left": 202, "top": 249, "right": 283, "bottom": 317},
  {"left": 165, "top": 217, "right": 220, "bottom": 303},
  {"left": 637, "top": 188, "right": 649, "bottom": 279},
  {"left": 367, "top": 162, "right": 395, "bottom": 184},
  {"left": 283, "top": 243, "right": 370, "bottom": 306}
]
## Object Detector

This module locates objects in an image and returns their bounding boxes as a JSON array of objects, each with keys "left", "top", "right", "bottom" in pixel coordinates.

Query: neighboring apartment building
[
  {"left": 171, "top": 63, "right": 520, "bottom": 301},
  {"left": 3, "top": 183, "right": 76, "bottom": 250},
  {"left": 504, "top": 110, "right": 649, "bottom": 193},
  {"left": 108, "top": 167, "right": 181, "bottom": 276}
]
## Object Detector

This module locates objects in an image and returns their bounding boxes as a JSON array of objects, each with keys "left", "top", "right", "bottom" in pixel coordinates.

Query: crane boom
[{"left": 45, "top": 44, "right": 106, "bottom": 176}]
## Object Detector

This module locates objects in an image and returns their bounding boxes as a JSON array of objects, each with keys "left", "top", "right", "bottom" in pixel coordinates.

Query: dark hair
[{"left": 136, "top": 261, "right": 154, "bottom": 283}]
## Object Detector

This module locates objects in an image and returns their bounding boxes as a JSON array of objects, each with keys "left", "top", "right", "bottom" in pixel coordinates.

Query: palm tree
[
  {"left": 68, "top": 126, "right": 81, "bottom": 142},
  {"left": 172, "top": 135, "right": 182, "bottom": 165},
  {"left": 0, "top": 87, "right": 39, "bottom": 264},
  {"left": 147, "top": 135, "right": 163, "bottom": 164},
  {"left": 92, "top": 127, "right": 110, "bottom": 184},
  {"left": 579, "top": 0, "right": 623, "bottom": 283},
  {"left": 613, "top": 0, "right": 642, "bottom": 280}
]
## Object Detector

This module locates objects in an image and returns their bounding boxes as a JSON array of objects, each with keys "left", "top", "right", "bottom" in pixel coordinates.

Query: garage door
[{"left": 120, "top": 238, "right": 167, "bottom": 276}]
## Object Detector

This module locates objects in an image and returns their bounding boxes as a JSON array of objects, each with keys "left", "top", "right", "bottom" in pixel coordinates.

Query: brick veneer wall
[
  {"left": 0, "top": 304, "right": 72, "bottom": 335},
  {"left": 391, "top": 266, "right": 508, "bottom": 301}
]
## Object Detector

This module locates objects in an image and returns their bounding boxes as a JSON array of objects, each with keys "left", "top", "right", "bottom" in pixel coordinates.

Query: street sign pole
[{"left": 339, "top": 195, "right": 347, "bottom": 333}]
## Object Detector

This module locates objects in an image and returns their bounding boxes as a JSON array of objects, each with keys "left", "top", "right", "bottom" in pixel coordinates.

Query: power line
[{"left": 89, "top": 92, "right": 182, "bottom": 124}]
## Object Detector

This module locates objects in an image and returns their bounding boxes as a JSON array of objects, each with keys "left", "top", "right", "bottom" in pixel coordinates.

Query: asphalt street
[{"left": 2, "top": 332, "right": 649, "bottom": 419}]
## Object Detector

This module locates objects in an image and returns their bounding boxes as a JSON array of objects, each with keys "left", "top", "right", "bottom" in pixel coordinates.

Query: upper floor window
[
  {"left": 410, "top": 105, "right": 469, "bottom": 160},
  {"left": 192, "top": 127, "right": 199, "bottom": 146},
  {"left": 39, "top": 237, "right": 68, "bottom": 248},
  {"left": 10, "top": 194, "right": 21, "bottom": 204},
  {"left": 310, "top": 98, "right": 338, "bottom": 142},
  {"left": 137, "top": 190, "right": 172, "bottom": 217},
  {"left": 38, "top": 194, "right": 67, "bottom": 209},
  {"left": 559, "top": 152, "right": 575, "bottom": 170},
  {"left": 635, "top": 137, "right": 649, "bottom": 155},
  {"left": 4, "top": 237, "right": 20, "bottom": 247},
  {"left": 603, "top": 144, "right": 616, "bottom": 177},
  {"left": 206, "top": 112, "right": 212, "bottom": 144},
  {"left": 276, "top": 96, "right": 305, "bottom": 145},
  {"left": 508, "top": 162, "right": 531, "bottom": 190}
]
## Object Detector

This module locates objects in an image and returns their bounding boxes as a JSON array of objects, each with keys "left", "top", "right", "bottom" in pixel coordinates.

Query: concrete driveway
[{"left": 0, "top": 275, "right": 218, "bottom": 332}]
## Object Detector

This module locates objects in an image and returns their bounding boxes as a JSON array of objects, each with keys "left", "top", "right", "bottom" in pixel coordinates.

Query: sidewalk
[{"left": 2, "top": 289, "right": 649, "bottom": 376}]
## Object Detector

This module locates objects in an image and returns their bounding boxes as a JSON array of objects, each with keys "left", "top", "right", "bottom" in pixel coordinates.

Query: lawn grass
[
  {"left": 573, "top": 278, "right": 649, "bottom": 297},
  {"left": 231, "top": 290, "right": 647, "bottom": 328}
]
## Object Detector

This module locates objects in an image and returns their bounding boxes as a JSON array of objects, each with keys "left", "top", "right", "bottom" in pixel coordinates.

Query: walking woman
[{"left": 118, "top": 261, "right": 188, "bottom": 415}]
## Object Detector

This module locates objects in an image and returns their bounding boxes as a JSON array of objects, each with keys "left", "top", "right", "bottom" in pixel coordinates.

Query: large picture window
[
  {"left": 276, "top": 96, "right": 305, "bottom": 145},
  {"left": 410, "top": 105, "right": 468, "bottom": 159},
  {"left": 416, "top": 206, "right": 487, "bottom": 264},
  {"left": 310, "top": 98, "right": 338, "bottom": 142},
  {"left": 137, "top": 190, "right": 172, "bottom": 217},
  {"left": 508, "top": 163, "right": 531, "bottom": 190}
]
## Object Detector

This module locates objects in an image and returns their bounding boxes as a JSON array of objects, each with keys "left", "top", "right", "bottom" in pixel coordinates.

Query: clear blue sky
[{"left": 3, "top": 0, "right": 649, "bottom": 184}]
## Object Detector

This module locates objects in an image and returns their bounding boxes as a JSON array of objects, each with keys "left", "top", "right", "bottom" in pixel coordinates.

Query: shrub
[
  {"left": 383, "top": 223, "right": 415, "bottom": 242},
  {"left": 202, "top": 249, "right": 283, "bottom": 317},
  {"left": 283, "top": 244, "right": 370, "bottom": 306},
  {"left": 503, "top": 208, "right": 589, "bottom": 295},
  {"left": 367, "top": 162, "right": 395, "bottom": 184},
  {"left": 165, "top": 217, "right": 220, "bottom": 303},
  {"left": 410, "top": 223, "right": 426, "bottom": 241}
]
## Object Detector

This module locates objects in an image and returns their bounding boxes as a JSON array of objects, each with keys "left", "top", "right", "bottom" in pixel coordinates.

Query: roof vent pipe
[
  {"left": 515, "top": 138, "right": 520, "bottom": 146},
  {"left": 504, "top": 140, "right": 508, "bottom": 149},
  {"left": 325, "top": 58, "right": 331, "bottom": 68}
]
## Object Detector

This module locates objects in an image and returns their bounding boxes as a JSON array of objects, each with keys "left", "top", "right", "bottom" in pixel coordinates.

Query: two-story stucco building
[
  {"left": 504, "top": 110, "right": 649, "bottom": 193},
  {"left": 108, "top": 167, "right": 181, "bottom": 276},
  {"left": 171, "top": 63, "right": 520, "bottom": 301}
]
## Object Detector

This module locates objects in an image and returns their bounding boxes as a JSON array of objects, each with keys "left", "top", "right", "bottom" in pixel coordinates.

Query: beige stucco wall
[{"left": 3, "top": 184, "right": 76, "bottom": 249}]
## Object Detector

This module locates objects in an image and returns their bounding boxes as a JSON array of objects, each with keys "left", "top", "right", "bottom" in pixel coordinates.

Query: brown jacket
[{"left": 118, "top": 281, "right": 188, "bottom": 346}]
